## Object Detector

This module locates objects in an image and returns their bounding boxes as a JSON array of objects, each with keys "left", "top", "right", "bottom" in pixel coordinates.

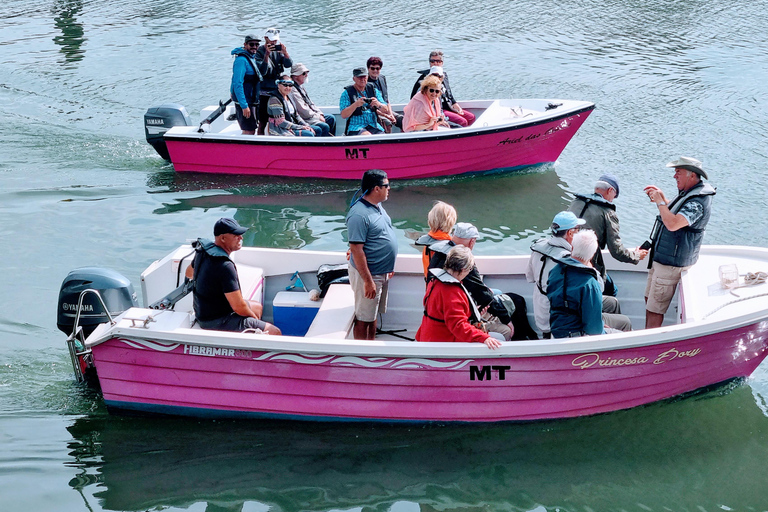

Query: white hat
[
  {"left": 264, "top": 27, "right": 280, "bottom": 41},
  {"left": 666, "top": 156, "right": 707, "bottom": 179},
  {"left": 429, "top": 65, "right": 444, "bottom": 77}
]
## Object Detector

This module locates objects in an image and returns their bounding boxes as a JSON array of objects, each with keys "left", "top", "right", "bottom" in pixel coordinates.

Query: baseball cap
[
  {"left": 551, "top": 211, "right": 586, "bottom": 232},
  {"left": 214, "top": 218, "right": 247, "bottom": 236},
  {"left": 598, "top": 172, "right": 620, "bottom": 198},
  {"left": 353, "top": 67, "right": 368, "bottom": 78},
  {"left": 244, "top": 34, "right": 260, "bottom": 44},
  {"left": 264, "top": 27, "right": 280, "bottom": 41},
  {"left": 453, "top": 222, "right": 479, "bottom": 239}
]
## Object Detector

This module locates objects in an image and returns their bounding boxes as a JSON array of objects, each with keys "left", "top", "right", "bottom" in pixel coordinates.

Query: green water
[{"left": 2, "top": 0, "right": 767, "bottom": 510}]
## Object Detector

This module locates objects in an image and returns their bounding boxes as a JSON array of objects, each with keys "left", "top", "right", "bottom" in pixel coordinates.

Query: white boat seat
[
  {"left": 236, "top": 264, "right": 265, "bottom": 304},
  {"left": 304, "top": 284, "right": 355, "bottom": 339}
]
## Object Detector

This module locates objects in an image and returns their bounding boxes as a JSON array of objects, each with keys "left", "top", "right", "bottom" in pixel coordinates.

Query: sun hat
[
  {"left": 290, "top": 63, "right": 309, "bottom": 76},
  {"left": 214, "top": 218, "right": 247, "bottom": 236},
  {"left": 429, "top": 65, "right": 444, "bottom": 77},
  {"left": 666, "top": 156, "right": 707, "bottom": 179},
  {"left": 264, "top": 27, "right": 280, "bottom": 41},
  {"left": 551, "top": 211, "right": 586, "bottom": 233},
  {"left": 453, "top": 222, "right": 479, "bottom": 240},
  {"left": 598, "top": 172, "right": 620, "bottom": 198}
]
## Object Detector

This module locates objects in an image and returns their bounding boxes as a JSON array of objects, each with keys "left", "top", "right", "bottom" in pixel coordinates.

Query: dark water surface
[{"left": 2, "top": 0, "right": 768, "bottom": 510}]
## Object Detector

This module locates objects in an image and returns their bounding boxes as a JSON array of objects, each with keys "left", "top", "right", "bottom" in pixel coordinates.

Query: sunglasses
[
  {"left": 278, "top": 81, "right": 295, "bottom": 87},
  {"left": 378, "top": 182, "right": 391, "bottom": 188},
  {"left": 427, "top": 88, "right": 441, "bottom": 94},
  {"left": 429, "top": 59, "right": 443, "bottom": 63},
  {"left": 246, "top": 42, "right": 259, "bottom": 47},
  {"left": 368, "top": 66, "right": 381, "bottom": 71}
]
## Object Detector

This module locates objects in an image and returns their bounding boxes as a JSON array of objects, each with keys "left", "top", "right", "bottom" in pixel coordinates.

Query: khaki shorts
[
  {"left": 348, "top": 265, "right": 389, "bottom": 323},
  {"left": 645, "top": 261, "right": 689, "bottom": 315}
]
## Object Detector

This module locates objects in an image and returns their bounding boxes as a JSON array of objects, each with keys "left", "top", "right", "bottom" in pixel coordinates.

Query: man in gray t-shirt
[{"left": 345, "top": 170, "right": 398, "bottom": 340}]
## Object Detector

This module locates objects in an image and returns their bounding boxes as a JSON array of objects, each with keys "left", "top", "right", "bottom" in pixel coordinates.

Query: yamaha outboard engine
[
  {"left": 144, "top": 103, "right": 191, "bottom": 160},
  {"left": 57, "top": 267, "right": 138, "bottom": 339}
]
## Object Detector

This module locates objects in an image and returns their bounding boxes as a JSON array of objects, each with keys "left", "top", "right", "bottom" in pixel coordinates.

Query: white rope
[{"left": 702, "top": 271, "right": 768, "bottom": 319}]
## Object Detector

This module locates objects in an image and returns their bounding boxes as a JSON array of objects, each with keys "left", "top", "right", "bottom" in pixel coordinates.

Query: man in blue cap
[
  {"left": 525, "top": 211, "right": 585, "bottom": 338},
  {"left": 568, "top": 173, "right": 649, "bottom": 280},
  {"left": 185, "top": 218, "right": 281, "bottom": 334}
]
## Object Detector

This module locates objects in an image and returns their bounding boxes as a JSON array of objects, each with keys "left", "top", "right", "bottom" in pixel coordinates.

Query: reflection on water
[
  {"left": 52, "top": 0, "right": 85, "bottom": 66},
  {"left": 65, "top": 382, "right": 768, "bottom": 512},
  {"left": 148, "top": 168, "right": 569, "bottom": 253}
]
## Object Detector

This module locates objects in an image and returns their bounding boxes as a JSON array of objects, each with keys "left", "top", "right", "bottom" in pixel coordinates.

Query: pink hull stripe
[
  {"left": 91, "top": 322, "right": 768, "bottom": 422},
  {"left": 166, "top": 109, "right": 594, "bottom": 179}
]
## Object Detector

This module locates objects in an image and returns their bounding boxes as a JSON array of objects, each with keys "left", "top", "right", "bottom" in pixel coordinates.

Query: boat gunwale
[
  {"left": 85, "top": 244, "right": 768, "bottom": 358},
  {"left": 163, "top": 103, "right": 596, "bottom": 148}
]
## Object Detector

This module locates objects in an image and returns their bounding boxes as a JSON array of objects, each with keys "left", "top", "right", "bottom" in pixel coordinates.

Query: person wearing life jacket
[
  {"left": 230, "top": 34, "right": 267, "bottom": 135},
  {"left": 339, "top": 67, "right": 386, "bottom": 136},
  {"left": 525, "top": 211, "right": 584, "bottom": 338},
  {"left": 366, "top": 56, "right": 402, "bottom": 132},
  {"left": 567, "top": 173, "right": 649, "bottom": 280},
  {"left": 547, "top": 230, "right": 621, "bottom": 338},
  {"left": 184, "top": 218, "right": 281, "bottom": 335},
  {"left": 266, "top": 76, "right": 316, "bottom": 137},
  {"left": 426, "top": 222, "right": 513, "bottom": 341},
  {"left": 289, "top": 63, "right": 336, "bottom": 136},
  {"left": 643, "top": 156, "right": 716, "bottom": 329},
  {"left": 416, "top": 245, "right": 501, "bottom": 350},
  {"left": 414, "top": 201, "right": 457, "bottom": 277}
]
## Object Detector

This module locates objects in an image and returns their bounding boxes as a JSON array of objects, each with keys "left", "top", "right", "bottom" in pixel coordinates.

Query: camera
[
  {"left": 362, "top": 98, "right": 373, "bottom": 104},
  {"left": 274, "top": 43, "right": 282, "bottom": 51}
]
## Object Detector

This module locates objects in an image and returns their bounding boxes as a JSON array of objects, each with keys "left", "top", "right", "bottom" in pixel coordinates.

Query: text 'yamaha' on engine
[
  {"left": 57, "top": 267, "right": 138, "bottom": 385},
  {"left": 144, "top": 103, "right": 191, "bottom": 160}
]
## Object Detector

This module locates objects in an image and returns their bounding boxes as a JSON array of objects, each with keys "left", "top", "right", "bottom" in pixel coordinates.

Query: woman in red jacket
[{"left": 416, "top": 246, "right": 501, "bottom": 349}]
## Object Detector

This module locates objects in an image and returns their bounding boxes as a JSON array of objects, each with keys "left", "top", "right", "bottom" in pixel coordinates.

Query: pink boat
[
  {"left": 144, "top": 99, "right": 595, "bottom": 179},
  {"left": 61, "top": 245, "right": 768, "bottom": 422}
]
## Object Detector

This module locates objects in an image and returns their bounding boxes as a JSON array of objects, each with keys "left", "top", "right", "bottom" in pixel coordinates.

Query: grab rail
[{"left": 66, "top": 289, "right": 115, "bottom": 382}]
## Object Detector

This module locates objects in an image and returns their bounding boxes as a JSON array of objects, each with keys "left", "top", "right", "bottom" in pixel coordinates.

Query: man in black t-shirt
[{"left": 185, "top": 218, "right": 281, "bottom": 334}]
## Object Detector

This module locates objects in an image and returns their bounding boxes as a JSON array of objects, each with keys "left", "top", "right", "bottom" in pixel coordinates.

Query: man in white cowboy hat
[{"left": 643, "top": 156, "right": 716, "bottom": 328}]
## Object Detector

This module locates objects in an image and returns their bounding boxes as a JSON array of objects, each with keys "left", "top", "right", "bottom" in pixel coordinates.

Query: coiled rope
[{"left": 702, "top": 271, "right": 768, "bottom": 319}]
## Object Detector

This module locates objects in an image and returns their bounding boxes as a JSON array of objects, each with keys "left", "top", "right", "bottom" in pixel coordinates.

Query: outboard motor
[
  {"left": 144, "top": 103, "right": 191, "bottom": 160},
  {"left": 57, "top": 267, "right": 138, "bottom": 339}
]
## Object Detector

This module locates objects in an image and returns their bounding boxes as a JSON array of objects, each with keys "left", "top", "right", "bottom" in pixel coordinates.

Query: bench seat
[{"left": 305, "top": 284, "right": 355, "bottom": 339}]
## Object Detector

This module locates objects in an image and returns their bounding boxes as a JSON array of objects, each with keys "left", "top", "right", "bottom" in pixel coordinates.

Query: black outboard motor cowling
[
  {"left": 144, "top": 103, "right": 191, "bottom": 160},
  {"left": 57, "top": 268, "right": 138, "bottom": 339}
]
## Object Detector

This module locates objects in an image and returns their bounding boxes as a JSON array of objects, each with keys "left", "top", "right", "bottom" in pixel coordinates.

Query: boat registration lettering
[
  {"left": 183, "top": 345, "right": 252, "bottom": 358},
  {"left": 572, "top": 347, "right": 701, "bottom": 370},
  {"left": 345, "top": 148, "right": 369, "bottom": 159}
]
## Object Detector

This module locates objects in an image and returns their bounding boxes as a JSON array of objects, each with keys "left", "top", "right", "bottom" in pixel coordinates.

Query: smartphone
[{"left": 639, "top": 240, "right": 652, "bottom": 251}]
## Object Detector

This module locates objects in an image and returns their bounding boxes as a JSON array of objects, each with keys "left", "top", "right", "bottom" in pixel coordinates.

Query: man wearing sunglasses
[
  {"left": 410, "top": 50, "right": 475, "bottom": 128},
  {"left": 230, "top": 34, "right": 268, "bottom": 135},
  {"left": 346, "top": 170, "right": 398, "bottom": 340}
]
